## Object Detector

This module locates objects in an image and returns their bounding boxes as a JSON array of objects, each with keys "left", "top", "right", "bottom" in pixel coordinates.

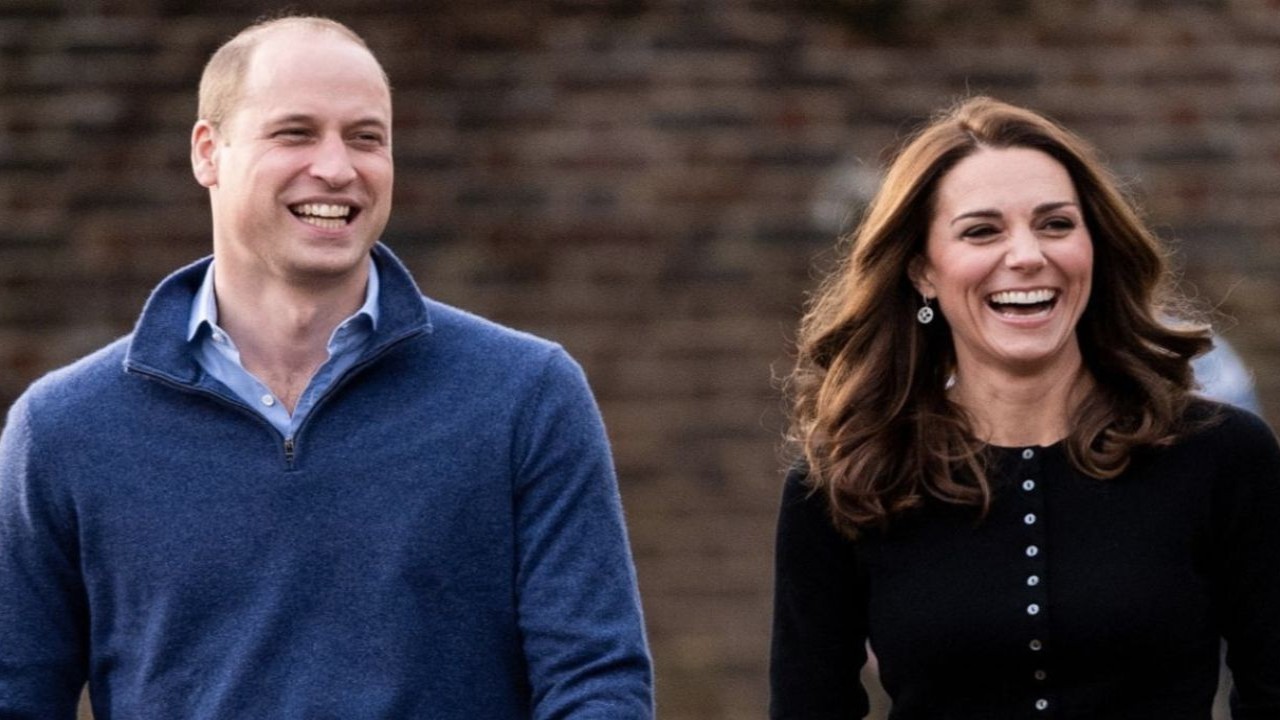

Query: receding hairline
[{"left": 197, "top": 16, "right": 390, "bottom": 126}]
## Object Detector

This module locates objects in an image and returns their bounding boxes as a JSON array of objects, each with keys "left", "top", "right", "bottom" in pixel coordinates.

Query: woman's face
[{"left": 913, "top": 146, "right": 1093, "bottom": 379}]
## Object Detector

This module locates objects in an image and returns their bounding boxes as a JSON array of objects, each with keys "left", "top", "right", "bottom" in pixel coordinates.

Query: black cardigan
[{"left": 771, "top": 401, "right": 1280, "bottom": 719}]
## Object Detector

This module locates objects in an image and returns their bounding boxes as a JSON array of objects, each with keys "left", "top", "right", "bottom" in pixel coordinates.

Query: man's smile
[{"left": 289, "top": 202, "right": 357, "bottom": 230}]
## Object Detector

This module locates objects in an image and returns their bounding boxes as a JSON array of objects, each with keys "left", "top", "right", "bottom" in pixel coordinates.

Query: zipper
[
  {"left": 279, "top": 327, "right": 427, "bottom": 444},
  {"left": 127, "top": 326, "right": 426, "bottom": 473},
  {"left": 126, "top": 367, "right": 295, "bottom": 470}
]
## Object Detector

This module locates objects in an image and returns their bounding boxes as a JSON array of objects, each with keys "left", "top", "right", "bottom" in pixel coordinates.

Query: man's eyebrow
[
  {"left": 265, "top": 114, "right": 389, "bottom": 128},
  {"left": 266, "top": 114, "right": 317, "bottom": 126},
  {"left": 350, "top": 117, "right": 390, "bottom": 130}
]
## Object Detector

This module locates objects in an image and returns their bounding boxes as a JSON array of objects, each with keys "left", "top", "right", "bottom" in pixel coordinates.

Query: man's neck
[{"left": 213, "top": 268, "right": 367, "bottom": 413}]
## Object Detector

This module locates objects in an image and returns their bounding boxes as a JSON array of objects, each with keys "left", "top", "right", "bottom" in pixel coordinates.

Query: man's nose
[{"left": 309, "top": 134, "right": 357, "bottom": 188}]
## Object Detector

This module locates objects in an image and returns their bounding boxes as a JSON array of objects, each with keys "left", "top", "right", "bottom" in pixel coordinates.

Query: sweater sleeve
[
  {"left": 0, "top": 393, "right": 88, "bottom": 719},
  {"left": 1212, "top": 408, "right": 1280, "bottom": 717},
  {"left": 770, "top": 466, "right": 870, "bottom": 719},
  {"left": 510, "top": 348, "right": 653, "bottom": 720}
]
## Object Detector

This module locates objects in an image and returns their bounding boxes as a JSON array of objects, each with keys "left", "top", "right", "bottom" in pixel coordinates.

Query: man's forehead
[
  {"left": 242, "top": 27, "right": 388, "bottom": 93},
  {"left": 224, "top": 36, "right": 390, "bottom": 129}
]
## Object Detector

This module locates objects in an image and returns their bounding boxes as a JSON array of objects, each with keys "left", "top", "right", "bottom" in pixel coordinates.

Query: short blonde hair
[{"left": 197, "top": 16, "right": 388, "bottom": 127}]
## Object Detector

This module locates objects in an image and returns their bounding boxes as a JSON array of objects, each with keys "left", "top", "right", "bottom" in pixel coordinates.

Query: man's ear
[
  {"left": 907, "top": 255, "right": 936, "bottom": 298},
  {"left": 191, "top": 120, "right": 220, "bottom": 189}
]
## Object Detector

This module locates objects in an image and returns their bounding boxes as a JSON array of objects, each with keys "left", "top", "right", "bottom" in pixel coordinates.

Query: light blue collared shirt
[{"left": 186, "top": 260, "right": 380, "bottom": 439}]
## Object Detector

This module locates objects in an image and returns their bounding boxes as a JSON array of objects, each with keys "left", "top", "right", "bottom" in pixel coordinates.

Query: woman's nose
[{"left": 1004, "top": 227, "right": 1047, "bottom": 272}]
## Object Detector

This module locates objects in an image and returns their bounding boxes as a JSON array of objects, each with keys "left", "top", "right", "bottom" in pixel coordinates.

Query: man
[{"left": 0, "top": 16, "right": 652, "bottom": 719}]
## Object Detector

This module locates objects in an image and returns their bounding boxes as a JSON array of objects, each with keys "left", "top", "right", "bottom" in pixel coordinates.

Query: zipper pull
[{"left": 284, "top": 437, "right": 295, "bottom": 465}]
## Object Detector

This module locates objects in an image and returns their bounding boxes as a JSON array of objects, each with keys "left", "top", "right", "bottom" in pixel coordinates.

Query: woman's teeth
[
  {"left": 988, "top": 289, "right": 1058, "bottom": 315},
  {"left": 989, "top": 289, "right": 1056, "bottom": 305}
]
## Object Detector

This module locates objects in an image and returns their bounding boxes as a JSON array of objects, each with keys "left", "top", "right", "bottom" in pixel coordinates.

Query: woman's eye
[
  {"left": 961, "top": 225, "right": 999, "bottom": 241},
  {"left": 1041, "top": 217, "right": 1076, "bottom": 233}
]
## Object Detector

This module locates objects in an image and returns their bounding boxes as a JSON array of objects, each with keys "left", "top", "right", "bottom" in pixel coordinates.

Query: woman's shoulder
[
  {"left": 1152, "top": 398, "right": 1280, "bottom": 492},
  {"left": 781, "top": 461, "right": 825, "bottom": 515},
  {"left": 1178, "top": 397, "right": 1277, "bottom": 454}
]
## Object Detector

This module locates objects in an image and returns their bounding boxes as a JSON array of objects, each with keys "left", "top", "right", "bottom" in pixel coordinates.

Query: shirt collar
[
  {"left": 186, "top": 262, "right": 219, "bottom": 343},
  {"left": 186, "top": 258, "right": 381, "bottom": 343},
  {"left": 355, "top": 257, "right": 381, "bottom": 330}
]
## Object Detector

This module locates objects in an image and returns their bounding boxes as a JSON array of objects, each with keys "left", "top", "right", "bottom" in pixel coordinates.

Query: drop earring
[{"left": 917, "top": 295, "right": 935, "bottom": 325}]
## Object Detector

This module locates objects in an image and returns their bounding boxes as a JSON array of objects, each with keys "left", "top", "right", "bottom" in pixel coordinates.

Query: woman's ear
[{"left": 907, "top": 255, "right": 936, "bottom": 299}]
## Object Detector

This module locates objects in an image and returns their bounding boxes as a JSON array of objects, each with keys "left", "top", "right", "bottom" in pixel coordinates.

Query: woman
[{"left": 772, "top": 97, "right": 1280, "bottom": 719}]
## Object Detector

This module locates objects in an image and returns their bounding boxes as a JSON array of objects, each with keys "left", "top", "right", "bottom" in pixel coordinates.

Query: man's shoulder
[
  {"left": 25, "top": 336, "right": 133, "bottom": 400},
  {"left": 402, "top": 296, "right": 599, "bottom": 404},
  {"left": 420, "top": 296, "right": 564, "bottom": 362},
  {"left": 12, "top": 336, "right": 135, "bottom": 421}
]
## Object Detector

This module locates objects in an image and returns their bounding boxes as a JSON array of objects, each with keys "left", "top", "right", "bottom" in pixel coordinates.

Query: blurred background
[{"left": 3, "top": 1, "right": 1278, "bottom": 718}]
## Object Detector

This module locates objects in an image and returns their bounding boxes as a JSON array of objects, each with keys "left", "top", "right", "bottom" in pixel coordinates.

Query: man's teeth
[
  {"left": 294, "top": 203, "right": 351, "bottom": 218},
  {"left": 292, "top": 203, "right": 352, "bottom": 230},
  {"left": 300, "top": 216, "right": 345, "bottom": 230},
  {"left": 989, "top": 289, "right": 1056, "bottom": 305}
]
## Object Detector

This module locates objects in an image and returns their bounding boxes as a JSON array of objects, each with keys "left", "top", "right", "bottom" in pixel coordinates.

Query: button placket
[{"left": 1018, "top": 447, "right": 1053, "bottom": 713}]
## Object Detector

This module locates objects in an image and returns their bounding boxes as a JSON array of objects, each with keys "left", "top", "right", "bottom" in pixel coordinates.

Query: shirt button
[
  {"left": 1027, "top": 603, "right": 1040, "bottom": 615},
  {"left": 1026, "top": 545, "right": 1039, "bottom": 557},
  {"left": 1034, "top": 669, "right": 1047, "bottom": 681},
  {"left": 1029, "top": 638, "right": 1043, "bottom": 651},
  {"left": 261, "top": 394, "right": 276, "bottom": 407},
  {"left": 1035, "top": 698, "right": 1049, "bottom": 711},
  {"left": 1022, "top": 479, "right": 1036, "bottom": 491},
  {"left": 1022, "top": 448, "right": 1035, "bottom": 460},
  {"left": 212, "top": 331, "right": 226, "bottom": 344},
  {"left": 1024, "top": 513, "right": 1037, "bottom": 525},
  {"left": 1027, "top": 574, "right": 1040, "bottom": 587}
]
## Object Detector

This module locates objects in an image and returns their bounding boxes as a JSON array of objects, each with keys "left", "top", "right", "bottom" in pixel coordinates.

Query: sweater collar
[{"left": 124, "top": 243, "right": 433, "bottom": 385}]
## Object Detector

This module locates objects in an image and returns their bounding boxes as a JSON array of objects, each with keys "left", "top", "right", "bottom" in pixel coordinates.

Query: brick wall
[{"left": 3, "top": 2, "right": 1276, "bottom": 718}]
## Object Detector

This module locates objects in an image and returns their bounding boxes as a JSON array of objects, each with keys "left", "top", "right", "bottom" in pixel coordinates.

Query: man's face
[{"left": 192, "top": 29, "right": 393, "bottom": 288}]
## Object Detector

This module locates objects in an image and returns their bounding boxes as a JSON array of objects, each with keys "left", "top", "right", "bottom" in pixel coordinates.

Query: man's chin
[{"left": 280, "top": 246, "right": 374, "bottom": 288}]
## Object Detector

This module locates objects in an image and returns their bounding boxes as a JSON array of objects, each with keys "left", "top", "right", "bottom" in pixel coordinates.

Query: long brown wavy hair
[{"left": 788, "top": 97, "right": 1212, "bottom": 538}]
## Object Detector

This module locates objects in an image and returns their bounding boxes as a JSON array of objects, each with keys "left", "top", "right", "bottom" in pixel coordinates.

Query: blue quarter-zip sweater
[{"left": 0, "top": 245, "right": 653, "bottom": 719}]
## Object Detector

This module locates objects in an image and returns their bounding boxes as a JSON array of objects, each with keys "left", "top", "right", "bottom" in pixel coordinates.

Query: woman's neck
[{"left": 949, "top": 357, "right": 1093, "bottom": 448}]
